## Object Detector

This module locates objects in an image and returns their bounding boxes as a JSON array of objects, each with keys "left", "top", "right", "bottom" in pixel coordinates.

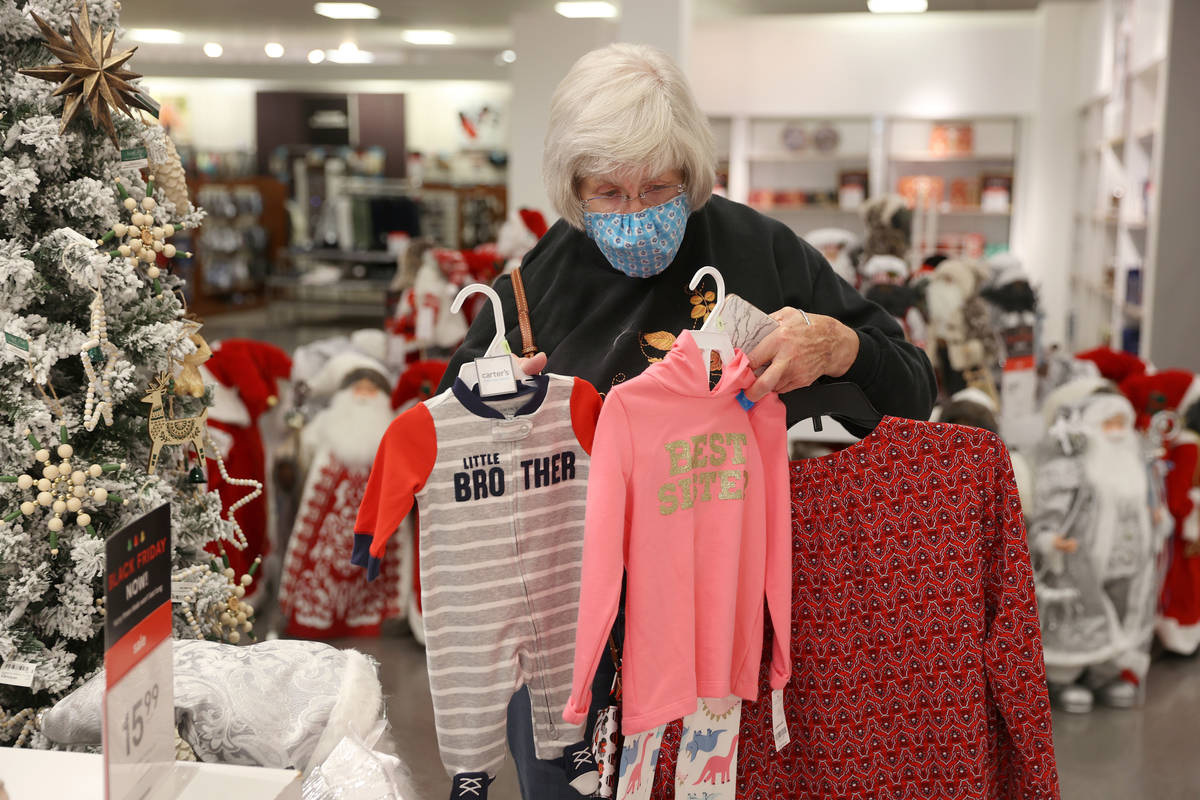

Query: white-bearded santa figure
[
  {"left": 1030, "top": 382, "right": 1170, "bottom": 712},
  {"left": 278, "top": 353, "right": 403, "bottom": 638}
]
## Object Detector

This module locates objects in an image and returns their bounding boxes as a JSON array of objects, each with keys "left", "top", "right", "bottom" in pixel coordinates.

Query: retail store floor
[{"left": 334, "top": 629, "right": 1200, "bottom": 800}]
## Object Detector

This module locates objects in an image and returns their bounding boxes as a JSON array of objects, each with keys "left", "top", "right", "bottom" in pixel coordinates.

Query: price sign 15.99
[{"left": 103, "top": 504, "right": 175, "bottom": 800}]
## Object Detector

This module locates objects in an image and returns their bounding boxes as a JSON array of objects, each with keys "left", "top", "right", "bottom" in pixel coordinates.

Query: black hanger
[{"left": 788, "top": 381, "right": 883, "bottom": 433}]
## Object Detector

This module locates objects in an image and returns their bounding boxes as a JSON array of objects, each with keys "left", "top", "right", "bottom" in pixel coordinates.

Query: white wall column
[
  {"left": 1015, "top": 2, "right": 1089, "bottom": 347},
  {"left": 617, "top": 0, "right": 692, "bottom": 68},
  {"left": 508, "top": 12, "right": 616, "bottom": 218}
]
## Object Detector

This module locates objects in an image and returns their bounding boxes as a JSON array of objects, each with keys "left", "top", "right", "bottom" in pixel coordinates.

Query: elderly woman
[{"left": 440, "top": 43, "right": 936, "bottom": 798}]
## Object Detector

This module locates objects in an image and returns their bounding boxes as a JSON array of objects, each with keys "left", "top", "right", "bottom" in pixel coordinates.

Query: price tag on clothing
[
  {"left": 474, "top": 354, "right": 518, "bottom": 397},
  {"left": 103, "top": 504, "right": 176, "bottom": 800},
  {"left": 771, "top": 688, "right": 790, "bottom": 752},
  {"left": 0, "top": 659, "right": 35, "bottom": 688}
]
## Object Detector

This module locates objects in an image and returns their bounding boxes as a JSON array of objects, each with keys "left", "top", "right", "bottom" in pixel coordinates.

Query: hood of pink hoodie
[{"left": 646, "top": 329, "right": 755, "bottom": 398}]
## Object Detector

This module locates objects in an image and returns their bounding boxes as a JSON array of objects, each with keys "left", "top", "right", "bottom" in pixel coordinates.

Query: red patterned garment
[
  {"left": 279, "top": 450, "right": 403, "bottom": 638},
  {"left": 650, "top": 417, "right": 1059, "bottom": 799}
]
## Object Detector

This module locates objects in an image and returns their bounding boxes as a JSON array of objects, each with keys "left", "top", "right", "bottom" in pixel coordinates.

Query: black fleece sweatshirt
[{"left": 439, "top": 195, "right": 936, "bottom": 433}]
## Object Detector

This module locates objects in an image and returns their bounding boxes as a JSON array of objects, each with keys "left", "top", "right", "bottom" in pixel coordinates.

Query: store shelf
[
  {"left": 287, "top": 248, "right": 398, "bottom": 264},
  {"left": 752, "top": 204, "right": 860, "bottom": 214},
  {"left": 1134, "top": 126, "right": 1157, "bottom": 144},
  {"left": 890, "top": 152, "right": 1014, "bottom": 163},
  {"left": 1131, "top": 56, "right": 1164, "bottom": 80},
  {"left": 938, "top": 206, "right": 1011, "bottom": 218},
  {"left": 1123, "top": 303, "right": 1144, "bottom": 321},
  {"left": 748, "top": 152, "right": 869, "bottom": 163}
]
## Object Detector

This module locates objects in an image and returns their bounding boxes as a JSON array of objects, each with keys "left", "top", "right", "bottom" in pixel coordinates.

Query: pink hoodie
[{"left": 564, "top": 330, "right": 792, "bottom": 734}]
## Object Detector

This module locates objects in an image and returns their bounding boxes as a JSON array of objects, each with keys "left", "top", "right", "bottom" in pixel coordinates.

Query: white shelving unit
[
  {"left": 1067, "top": 0, "right": 1171, "bottom": 358},
  {"left": 712, "top": 114, "right": 1022, "bottom": 259}
]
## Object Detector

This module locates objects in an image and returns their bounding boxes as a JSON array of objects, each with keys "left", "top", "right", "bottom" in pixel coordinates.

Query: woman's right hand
[{"left": 1052, "top": 536, "right": 1078, "bottom": 554}]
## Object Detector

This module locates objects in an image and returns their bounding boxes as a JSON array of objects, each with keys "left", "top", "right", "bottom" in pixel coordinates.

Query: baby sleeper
[{"left": 353, "top": 373, "right": 601, "bottom": 782}]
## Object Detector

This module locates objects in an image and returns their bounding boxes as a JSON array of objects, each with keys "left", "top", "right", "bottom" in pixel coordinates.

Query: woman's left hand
[{"left": 743, "top": 308, "right": 860, "bottom": 402}]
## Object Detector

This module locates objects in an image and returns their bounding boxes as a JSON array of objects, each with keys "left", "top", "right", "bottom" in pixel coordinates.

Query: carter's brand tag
[
  {"left": 492, "top": 418, "right": 533, "bottom": 442},
  {"left": 475, "top": 355, "right": 517, "bottom": 397},
  {"left": 771, "top": 688, "right": 790, "bottom": 752},
  {"left": 0, "top": 659, "right": 36, "bottom": 688}
]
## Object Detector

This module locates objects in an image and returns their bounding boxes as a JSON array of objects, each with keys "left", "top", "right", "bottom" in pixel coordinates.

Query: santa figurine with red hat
[
  {"left": 278, "top": 352, "right": 403, "bottom": 638},
  {"left": 201, "top": 339, "right": 293, "bottom": 599},
  {"left": 1121, "top": 370, "right": 1200, "bottom": 654},
  {"left": 1030, "top": 378, "right": 1171, "bottom": 712}
]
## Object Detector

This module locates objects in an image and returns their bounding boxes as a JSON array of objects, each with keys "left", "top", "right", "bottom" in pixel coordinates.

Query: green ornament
[
  {"left": 186, "top": 466, "right": 207, "bottom": 484},
  {"left": 88, "top": 346, "right": 104, "bottom": 363}
]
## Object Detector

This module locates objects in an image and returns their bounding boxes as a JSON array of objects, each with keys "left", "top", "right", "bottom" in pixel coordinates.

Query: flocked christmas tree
[{"left": 0, "top": 0, "right": 260, "bottom": 746}]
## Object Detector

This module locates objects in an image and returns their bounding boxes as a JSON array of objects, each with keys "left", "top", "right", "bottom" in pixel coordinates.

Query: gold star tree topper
[{"left": 19, "top": 2, "right": 158, "bottom": 147}]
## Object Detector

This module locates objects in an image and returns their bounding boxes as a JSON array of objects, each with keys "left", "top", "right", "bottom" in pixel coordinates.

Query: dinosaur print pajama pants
[{"left": 617, "top": 698, "right": 741, "bottom": 800}]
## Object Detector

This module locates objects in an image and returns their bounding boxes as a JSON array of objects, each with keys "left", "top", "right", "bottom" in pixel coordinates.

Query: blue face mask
[{"left": 583, "top": 193, "right": 689, "bottom": 278}]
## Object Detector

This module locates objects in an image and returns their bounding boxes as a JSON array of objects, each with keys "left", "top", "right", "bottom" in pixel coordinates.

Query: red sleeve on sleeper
[{"left": 352, "top": 402, "right": 438, "bottom": 581}]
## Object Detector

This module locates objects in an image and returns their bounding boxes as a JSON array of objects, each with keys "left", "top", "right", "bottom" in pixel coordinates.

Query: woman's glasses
[{"left": 580, "top": 183, "right": 685, "bottom": 214}]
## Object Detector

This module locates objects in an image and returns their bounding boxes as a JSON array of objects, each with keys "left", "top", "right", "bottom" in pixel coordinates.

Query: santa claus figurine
[
  {"left": 924, "top": 258, "right": 999, "bottom": 401},
  {"left": 859, "top": 254, "right": 927, "bottom": 349},
  {"left": 201, "top": 339, "right": 293, "bottom": 598},
  {"left": 1031, "top": 380, "right": 1169, "bottom": 712},
  {"left": 278, "top": 353, "right": 402, "bottom": 638},
  {"left": 1121, "top": 371, "right": 1200, "bottom": 654}
]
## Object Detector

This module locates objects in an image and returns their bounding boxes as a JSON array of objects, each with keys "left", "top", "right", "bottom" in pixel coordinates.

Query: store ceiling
[
  {"left": 113, "top": 0, "right": 1057, "bottom": 78},
  {"left": 116, "top": 0, "right": 1049, "bottom": 33}
]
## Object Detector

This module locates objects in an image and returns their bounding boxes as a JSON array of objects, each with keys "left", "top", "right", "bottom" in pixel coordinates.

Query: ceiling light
[
  {"left": 264, "top": 42, "right": 285, "bottom": 58},
  {"left": 127, "top": 28, "right": 184, "bottom": 44},
  {"left": 500, "top": 49, "right": 517, "bottom": 64},
  {"left": 402, "top": 29, "right": 456, "bottom": 46},
  {"left": 203, "top": 42, "right": 223, "bottom": 58},
  {"left": 554, "top": 2, "right": 618, "bottom": 18},
  {"left": 327, "top": 41, "right": 375, "bottom": 63},
  {"left": 313, "top": 2, "right": 379, "bottom": 19},
  {"left": 867, "top": 0, "right": 928, "bottom": 12},
  {"left": 307, "top": 48, "right": 326, "bottom": 64}
]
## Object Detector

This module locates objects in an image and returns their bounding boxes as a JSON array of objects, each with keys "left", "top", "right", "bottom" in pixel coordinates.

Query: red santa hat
[
  {"left": 203, "top": 339, "right": 292, "bottom": 425},
  {"left": 1119, "top": 369, "right": 1200, "bottom": 430},
  {"left": 519, "top": 208, "right": 548, "bottom": 239},
  {"left": 1075, "top": 346, "right": 1147, "bottom": 385},
  {"left": 391, "top": 360, "right": 449, "bottom": 410}
]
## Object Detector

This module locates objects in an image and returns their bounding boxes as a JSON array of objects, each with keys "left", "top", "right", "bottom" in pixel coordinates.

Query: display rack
[
  {"left": 713, "top": 114, "right": 1021, "bottom": 257},
  {"left": 1067, "top": 0, "right": 1170, "bottom": 357}
]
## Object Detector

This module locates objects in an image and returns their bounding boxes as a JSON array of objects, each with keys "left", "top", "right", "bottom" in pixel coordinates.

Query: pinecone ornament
[{"left": 147, "top": 132, "right": 191, "bottom": 213}]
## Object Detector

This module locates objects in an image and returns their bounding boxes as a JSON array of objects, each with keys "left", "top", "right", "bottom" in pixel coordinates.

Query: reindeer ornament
[{"left": 142, "top": 372, "right": 208, "bottom": 474}]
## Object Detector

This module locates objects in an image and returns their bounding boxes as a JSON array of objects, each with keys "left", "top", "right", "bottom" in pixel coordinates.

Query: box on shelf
[
  {"left": 980, "top": 174, "right": 1013, "bottom": 213},
  {"left": 929, "top": 123, "right": 974, "bottom": 156},
  {"left": 897, "top": 175, "right": 945, "bottom": 207},
  {"left": 838, "top": 171, "right": 868, "bottom": 210}
]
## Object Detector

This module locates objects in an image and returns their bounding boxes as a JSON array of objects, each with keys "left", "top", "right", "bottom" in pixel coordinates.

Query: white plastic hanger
[
  {"left": 688, "top": 266, "right": 736, "bottom": 369},
  {"left": 452, "top": 283, "right": 533, "bottom": 396}
]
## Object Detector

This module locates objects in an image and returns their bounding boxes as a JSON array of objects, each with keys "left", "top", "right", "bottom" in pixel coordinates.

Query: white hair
[{"left": 543, "top": 43, "right": 716, "bottom": 230}]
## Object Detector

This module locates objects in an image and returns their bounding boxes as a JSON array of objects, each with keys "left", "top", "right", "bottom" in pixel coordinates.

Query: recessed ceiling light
[
  {"left": 313, "top": 2, "right": 379, "bottom": 19},
  {"left": 867, "top": 0, "right": 928, "bottom": 12},
  {"left": 203, "top": 42, "right": 223, "bottom": 58},
  {"left": 127, "top": 28, "right": 184, "bottom": 44},
  {"left": 554, "top": 2, "right": 618, "bottom": 18},
  {"left": 307, "top": 48, "right": 326, "bottom": 64},
  {"left": 327, "top": 41, "right": 375, "bottom": 63},
  {"left": 264, "top": 42, "right": 285, "bottom": 58},
  {"left": 402, "top": 29, "right": 456, "bottom": 46},
  {"left": 500, "top": 49, "right": 517, "bottom": 64}
]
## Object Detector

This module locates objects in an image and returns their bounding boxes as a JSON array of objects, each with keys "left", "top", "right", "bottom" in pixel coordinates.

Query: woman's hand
[
  {"left": 516, "top": 352, "right": 548, "bottom": 376},
  {"left": 744, "top": 308, "right": 859, "bottom": 403}
]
